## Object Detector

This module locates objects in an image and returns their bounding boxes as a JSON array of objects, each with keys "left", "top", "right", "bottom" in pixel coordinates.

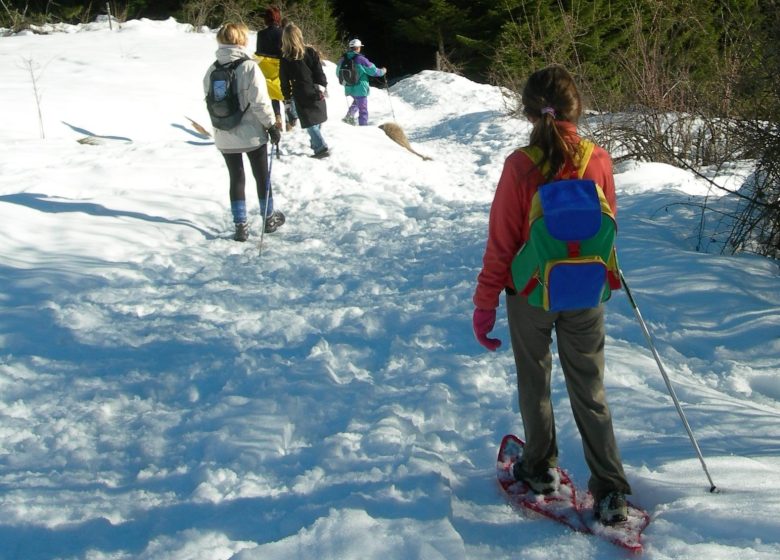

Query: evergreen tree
[
  {"left": 396, "top": 0, "right": 461, "bottom": 69},
  {"left": 491, "top": 0, "right": 768, "bottom": 114},
  {"left": 347, "top": 0, "right": 505, "bottom": 77},
  {"left": 444, "top": 0, "right": 506, "bottom": 78},
  {"left": 284, "top": 0, "right": 341, "bottom": 59}
]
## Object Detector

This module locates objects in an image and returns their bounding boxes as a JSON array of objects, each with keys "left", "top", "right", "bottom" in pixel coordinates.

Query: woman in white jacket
[{"left": 203, "top": 23, "right": 285, "bottom": 241}]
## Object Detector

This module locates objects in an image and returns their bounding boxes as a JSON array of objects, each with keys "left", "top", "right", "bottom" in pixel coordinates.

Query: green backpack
[{"left": 511, "top": 140, "right": 621, "bottom": 311}]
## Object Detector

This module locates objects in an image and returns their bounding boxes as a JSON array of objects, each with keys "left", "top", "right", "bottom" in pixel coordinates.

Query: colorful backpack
[{"left": 511, "top": 140, "right": 621, "bottom": 312}]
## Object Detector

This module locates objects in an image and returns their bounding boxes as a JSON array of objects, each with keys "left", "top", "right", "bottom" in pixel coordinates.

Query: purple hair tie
[{"left": 541, "top": 106, "right": 556, "bottom": 118}]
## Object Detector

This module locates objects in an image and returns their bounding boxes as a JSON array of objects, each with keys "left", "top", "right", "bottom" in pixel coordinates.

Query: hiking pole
[
  {"left": 383, "top": 74, "right": 397, "bottom": 122},
  {"left": 620, "top": 270, "right": 718, "bottom": 493},
  {"left": 258, "top": 142, "right": 277, "bottom": 256}
]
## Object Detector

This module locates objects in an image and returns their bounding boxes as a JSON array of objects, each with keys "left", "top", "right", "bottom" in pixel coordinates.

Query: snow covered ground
[{"left": 0, "top": 17, "right": 779, "bottom": 560}]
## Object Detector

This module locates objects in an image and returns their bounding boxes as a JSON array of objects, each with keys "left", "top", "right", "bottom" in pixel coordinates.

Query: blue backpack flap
[
  {"left": 511, "top": 141, "right": 619, "bottom": 312},
  {"left": 538, "top": 179, "right": 602, "bottom": 240}
]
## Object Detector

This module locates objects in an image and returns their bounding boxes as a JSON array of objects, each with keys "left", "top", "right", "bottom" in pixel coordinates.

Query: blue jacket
[{"left": 336, "top": 51, "right": 385, "bottom": 97}]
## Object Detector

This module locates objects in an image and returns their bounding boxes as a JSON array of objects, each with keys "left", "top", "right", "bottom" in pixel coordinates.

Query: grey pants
[{"left": 506, "top": 293, "right": 631, "bottom": 502}]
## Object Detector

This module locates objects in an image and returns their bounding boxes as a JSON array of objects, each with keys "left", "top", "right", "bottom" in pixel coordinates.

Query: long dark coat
[{"left": 280, "top": 46, "right": 328, "bottom": 128}]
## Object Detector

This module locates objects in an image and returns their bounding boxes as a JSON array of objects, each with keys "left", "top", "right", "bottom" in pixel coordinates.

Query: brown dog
[
  {"left": 186, "top": 116, "right": 212, "bottom": 138},
  {"left": 379, "top": 122, "right": 432, "bottom": 161}
]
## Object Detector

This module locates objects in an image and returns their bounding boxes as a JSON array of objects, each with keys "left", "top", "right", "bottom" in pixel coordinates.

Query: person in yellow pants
[{"left": 255, "top": 6, "right": 297, "bottom": 130}]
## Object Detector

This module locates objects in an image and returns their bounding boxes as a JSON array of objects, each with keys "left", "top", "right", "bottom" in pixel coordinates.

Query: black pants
[{"left": 222, "top": 145, "right": 269, "bottom": 203}]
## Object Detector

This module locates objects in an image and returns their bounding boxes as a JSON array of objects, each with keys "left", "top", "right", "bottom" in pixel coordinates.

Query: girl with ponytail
[
  {"left": 472, "top": 65, "right": 631, "bottom": 525},
  {"left": 522, "top": 65, "right": 583, "bottom": 181}
]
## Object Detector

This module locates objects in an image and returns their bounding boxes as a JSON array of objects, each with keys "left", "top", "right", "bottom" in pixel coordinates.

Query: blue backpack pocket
[{"left": 544, "top": 258, "right": 608, "bottom": 311}]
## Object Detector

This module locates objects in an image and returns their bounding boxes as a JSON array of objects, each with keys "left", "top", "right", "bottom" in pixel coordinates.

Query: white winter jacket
[{"left": 203, "top": 45, "right": 276, "bottom": 154}]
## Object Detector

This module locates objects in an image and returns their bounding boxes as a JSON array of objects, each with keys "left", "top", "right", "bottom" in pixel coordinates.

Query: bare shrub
[
  {"left": 179, "top": 0, "right": 339, "bottom": 60},
  {"left": 593, "top": 4, "right": 713, "bottom": 165},
  {"left": 1, "top": 0, "right": 33, "bottom": 31},
  {"left": 22, "top": 56, "right": 45, "bottom": 139},
  {"left": 435, "top": 50, "right": 463, "bottom": 75},
  {"left": 180, "top": 0, "right": 259, "bottom": 30},
  {"left": 491, "top": 1, "right": 777, "bottom": 258}
]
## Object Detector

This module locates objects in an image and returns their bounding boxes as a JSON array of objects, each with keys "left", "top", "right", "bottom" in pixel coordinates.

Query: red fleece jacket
[{"left": 473, "top": 122, "right": 617, "bottom": 310}]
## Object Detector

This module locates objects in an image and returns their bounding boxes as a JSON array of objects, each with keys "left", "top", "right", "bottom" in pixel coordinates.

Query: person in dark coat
[
  {"left": 280, "top": 23, "right": 330, "bottom": 158},
  {"left": 255, "top": 6, "right": 298, "bottom": 130}
]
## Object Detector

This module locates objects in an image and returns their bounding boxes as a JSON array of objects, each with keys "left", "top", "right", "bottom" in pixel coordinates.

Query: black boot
[
  {"left": 233, "top": 222, "right": 249, "bottom": 242},
  {"left": 263, "top": 211, "right": 285, "bottom": 233}
]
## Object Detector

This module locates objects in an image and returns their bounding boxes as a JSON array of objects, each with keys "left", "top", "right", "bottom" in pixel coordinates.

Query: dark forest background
[
  {"left": 3, "top": 0, "right": 442, "bottom": 77},
  {"left": 2, "top": 1, "right": 777, "bottom": 113},
  {"left": 3, "top": 0, "right": 780, "bottom": 258},
  {"left": 2, "top": 1, "right": 776, "bottom": 102}
]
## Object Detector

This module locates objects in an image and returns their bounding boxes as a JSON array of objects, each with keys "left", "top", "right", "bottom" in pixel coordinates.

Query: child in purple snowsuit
[{"left": 336, "top": 38, "right": 387, "bottom": 126}]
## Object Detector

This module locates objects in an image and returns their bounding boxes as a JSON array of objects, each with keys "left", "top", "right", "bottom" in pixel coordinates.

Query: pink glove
[{"left": 473, "top": 308, "right": 502, "bottom": 351}]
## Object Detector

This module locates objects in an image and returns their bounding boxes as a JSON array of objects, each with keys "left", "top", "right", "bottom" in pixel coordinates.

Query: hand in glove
[
  {"left": 267, "top": 126, "right": 281, "bottom": 146},
  {"left": 473, "top": 308, "right": 502, "bottom": 351}
]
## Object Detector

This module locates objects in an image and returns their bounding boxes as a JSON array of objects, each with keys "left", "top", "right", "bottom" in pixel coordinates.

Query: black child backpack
[
  {"left": 338, "top": 55, "right": 360, "bottom": 86},
  {"left": 205, "top": 57, "right": 250, "bottom": 130}
]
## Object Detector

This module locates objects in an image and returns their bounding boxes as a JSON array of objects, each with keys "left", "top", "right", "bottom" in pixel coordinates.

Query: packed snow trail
[{"left": 0, "top": 18, "right": 779, "bottom": 560}]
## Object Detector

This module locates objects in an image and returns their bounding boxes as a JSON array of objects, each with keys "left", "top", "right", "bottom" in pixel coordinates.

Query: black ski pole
[
  {"left": 383, "top": 74, "right": 396, "bottom": 122},
  {"left": 620, "top": 270, "right": 718, "bottom": 493},
  {"left": 258, "top": 142, "right": 276, "bottom": 256}
]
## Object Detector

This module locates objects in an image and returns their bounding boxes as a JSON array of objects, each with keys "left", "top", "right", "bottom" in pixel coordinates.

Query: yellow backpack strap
[
  {"left": 573, "top": 139, "right": 615, "bottom": 220},
  {"left": 518, "top": 145, "right": 546, "bottom": 175},
  {"left": 516, "top": 147, "right": 545, "bottom": 224},
  {"left": 519, "top": 140, "right": 595, "bottom": 179},
  {"left": 575, "top": 139, "right": 595, "bottom": 178}
]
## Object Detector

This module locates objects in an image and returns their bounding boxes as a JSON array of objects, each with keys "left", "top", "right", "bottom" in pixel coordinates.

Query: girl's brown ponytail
[{"left": 521, "top": 66, "right": 583, "bottom": 182}]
